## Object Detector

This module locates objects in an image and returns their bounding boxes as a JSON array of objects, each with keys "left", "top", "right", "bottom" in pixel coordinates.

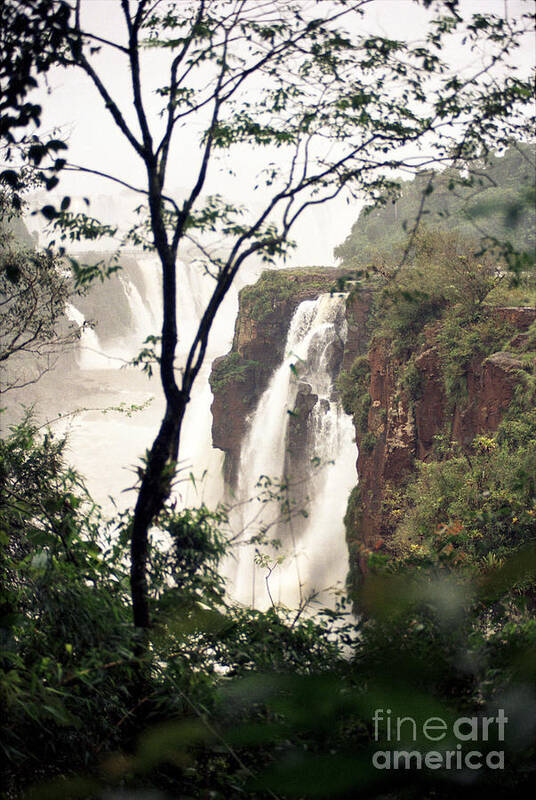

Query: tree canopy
[
  {"left": 0, "top": 192, "right": 80, "bottom": 392},
  {"left": 1, "top": 0, "right": 534, "bottom": 630},
  {"left": 334, "top": 141, "right": 536, "bottom": 268}
]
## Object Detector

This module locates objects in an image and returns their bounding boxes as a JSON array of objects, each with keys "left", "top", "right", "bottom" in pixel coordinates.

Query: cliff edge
[
  {"left": 209, "top": 267, "right": 372, "bottom": 486},
  {"left": 342, "top": 304, "right": 536, "bottom": 584}
]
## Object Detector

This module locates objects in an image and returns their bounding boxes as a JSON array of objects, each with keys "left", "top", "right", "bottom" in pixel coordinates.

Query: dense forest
[
  {"left": 1, "top": 1, "right": 536, "bottom": 798},
  {"left": 334, "top": 142, "right": 536, "bottom": 270},
  {"left": 2, "top": 141, "right": 535, "bottom": 799}
]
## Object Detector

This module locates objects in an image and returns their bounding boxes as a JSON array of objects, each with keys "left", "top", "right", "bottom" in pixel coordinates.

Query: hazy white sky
[{"left": 29, "top": 0, "right": 535, "bottom": 265}]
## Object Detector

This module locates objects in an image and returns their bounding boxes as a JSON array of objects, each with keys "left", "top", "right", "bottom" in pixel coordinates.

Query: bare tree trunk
[
  {"left": 129, "top": 174, "right": 184, "bottom": 629},
  {"left": 130, "top": 400, "right": 185, "bottom": 628}
]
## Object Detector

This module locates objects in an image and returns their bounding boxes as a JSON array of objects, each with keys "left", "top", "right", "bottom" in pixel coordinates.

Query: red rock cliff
[
  {"left": 348, "top": 306, "right": 536, "bottom": 578},
  {"left": 209, "top": 269, "right": 372, "bottom": 486}
]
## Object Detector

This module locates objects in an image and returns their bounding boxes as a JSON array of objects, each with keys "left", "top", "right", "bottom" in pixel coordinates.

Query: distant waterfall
[
  {"left": 59, "top": 254, "right": 257, "bottom": 512},
  {"left": 134, "top": 254, "right": 162, "bottom": 330},
  {"left": 65, "top": 256, "right": 163, "bottom": 370},
  {"left": 65, "top": 303, "right": 118, "bottom": 370},
  {"left": 120, "top": 276, "right": 156, "bottom": 342},
  {"left": 227, "top": 293, "right": 356, "bottom": 611}
]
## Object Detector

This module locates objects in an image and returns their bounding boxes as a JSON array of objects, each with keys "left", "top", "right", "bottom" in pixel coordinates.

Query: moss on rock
[{"left": 209, "top": 352, "right": 259, "bottom": 393}]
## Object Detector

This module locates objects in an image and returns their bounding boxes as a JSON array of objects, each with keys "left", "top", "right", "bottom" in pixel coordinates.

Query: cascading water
[
  {"left": 65, "top": 257, "right": 163, "bottom": 370},
  {"left": 65, "top": 303, "right": 118, "bottom": 370},
  {"left": 30, "top": 237, "right": 356, "bottom": 613},
  {"left": 56, "top": 254, "right": 258, "bottom": 511},
  {"left": 119, "top": 276, "right": 156, "bottom": 342},
  {"left": 227, "top": 293, "right": 356, "bottom": 611}
]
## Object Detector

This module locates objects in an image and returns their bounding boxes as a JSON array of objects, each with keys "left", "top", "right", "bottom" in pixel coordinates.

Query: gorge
[
  {"left": 209, "top": 266, "right": 536, "bottom": 602},
  {"left": 5, "top": 246, "right": 534, "bottom": 611}
]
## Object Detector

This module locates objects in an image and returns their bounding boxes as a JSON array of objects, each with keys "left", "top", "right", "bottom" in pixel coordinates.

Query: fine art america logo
[{"left": 372, "top": 708, "right": 508, "bottom": 771}]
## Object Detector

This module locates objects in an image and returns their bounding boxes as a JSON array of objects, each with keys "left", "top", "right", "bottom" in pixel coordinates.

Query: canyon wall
[
  {"left": 344, "top": 305, "right": 536, "bottom": 583},
  {"left": 209, "top": 267, "right": 372, "bottom": 486},
  {"left": 209, "top": 267, "right": 536, "bottom": 590}
]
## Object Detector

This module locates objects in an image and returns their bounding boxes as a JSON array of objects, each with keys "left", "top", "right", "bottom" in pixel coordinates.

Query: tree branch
[
  {"left": 171, "top": 28, "right": 230, "bottom": 256},
  {"left": 121, "top": 0, "right": 154, "bottom": 160},
  {"left": 156, "top": 0, "right": 207, "bottom": 183},
  {"left": 70, "top": 1, "right": 145, "bottom": 158}
]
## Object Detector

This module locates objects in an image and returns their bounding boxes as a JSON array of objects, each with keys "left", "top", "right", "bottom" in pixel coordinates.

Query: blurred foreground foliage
[{"left": 1, "top": 415, "right": 535, "bottom": 799}]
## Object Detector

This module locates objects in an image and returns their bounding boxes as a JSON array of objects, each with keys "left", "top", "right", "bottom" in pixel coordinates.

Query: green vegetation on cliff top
[
  {"left": 239, "top": 267, "right": 346, "bottom": 325},
  {"left": 335, "top": 142, "right": 536, "bottom": 269},
  {"left": 209, "top": 351, "right": 259, "bottom": 393}
]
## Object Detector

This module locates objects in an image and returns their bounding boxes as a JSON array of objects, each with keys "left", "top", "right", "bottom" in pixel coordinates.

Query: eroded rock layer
[{"left": 209, "top": 266, "right": 535, "bottom": 590}]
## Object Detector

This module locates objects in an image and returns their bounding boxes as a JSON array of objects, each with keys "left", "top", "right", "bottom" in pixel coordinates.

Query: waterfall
[
  {"left": 227, "top": 293, "right": 356, "bottom": 611},
  {"left": 58, "top": 260, "right": 355, "bottom": 613},
  {"left": 239, "top": 300, "right": 319, "bottom": 488},
  {"left": 65, "top": 259, "right": 159, "bottom": 371},
  {"left": 59, "top": 255, "right": 259, "bottom": 512},
  {"left": 65, "top": 303, "right": 119, "bottom": 369},
  {"left": 120, "top": 276, "right": 156, "bottom": 343},
  {"left": 134, "top": 254, "right": 162, "bottom": 330}
]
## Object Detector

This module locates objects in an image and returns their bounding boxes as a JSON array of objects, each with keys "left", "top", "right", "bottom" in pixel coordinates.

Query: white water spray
[
  {"left": 120, "top": 277, "right": 155, "bottom": 343},
  {"left": 65, "top": 303, "right": 119, "bottom": 369},
  {"left": 60, "top": 255, "right": 260, "bottom": 511},
  {"left": 228, "top": 293, "right": 356, "bottom": 611}
]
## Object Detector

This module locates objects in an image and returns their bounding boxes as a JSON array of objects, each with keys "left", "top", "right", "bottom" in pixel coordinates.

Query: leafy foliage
[
  {"left": 209, "top": 351, "right": 260, "bottom": 393},
  {"left": 1, "top": 402, "right": 536, "bottom": 799},
  {"left": 0, "top": 416, "right": 137, "bottom": 783},
  {"left": 335, "top": 142, "right": 536, "bottom": 271},
  {"left": 0, "top": 0, "right": 73, "bottom": 206},
  {"left": 0, "top": 1, "right": 71, "bottom": 144},
  {"left": 0, "top": 195, "right": 80, "bottom": 392},
  {"left": 337, "top": 354, "right": 370, "bottom": 433},
  {"left": 387, "top": 409, "right": 536, "bottom": 572},
  {"left": 435, "top": 309, "right": 515, "bottom": 407},
  {"left": 376, "top": 227, "right": 509, "bottom": 348},
  {"left": 0, "top": 419, "right": 353, "bottom": 797}
]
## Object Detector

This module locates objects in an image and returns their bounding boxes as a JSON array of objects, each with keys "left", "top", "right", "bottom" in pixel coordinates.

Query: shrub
[
  {"left": 209, "top": 351, "right": 259, "bottom": 393},
  {"left": 337, "top": 354, "right": 371, "bottom": 431},
  {"left": 388, "top": 407, "right": 536, "bottom": 573},
  {"left": 436, "top": 308, "right": 516, "bottom": 407},
  {"left": 240, "top": 268, "right": 334, "bottom": 325},
  {"left": 400, "top": 356, "right": 422, "bottom": 400}
]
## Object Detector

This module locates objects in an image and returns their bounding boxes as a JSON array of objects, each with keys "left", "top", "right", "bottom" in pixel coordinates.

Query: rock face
[
  {"left": 347, "top": 306, "right": 536, "bottom": 578},
  {"left": 75, "top": 253, "right": 150, "bottom": 343},
  {"left": 210, "top": 265, "right": 535, "bottom": 590},
  {"left": 209, "top": 268, "right": 372, "bottom": 486},
  {"left": 286, "top": 382, "right": 318, "bottom": 471}
]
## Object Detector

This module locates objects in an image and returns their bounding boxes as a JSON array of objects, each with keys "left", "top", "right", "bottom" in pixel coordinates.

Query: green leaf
[
  {"left": 41, "top": 204, "right": 58, "bottom": 220},
  {"left": 0, "top": 169, "right": 20, "bottom": 188}
]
